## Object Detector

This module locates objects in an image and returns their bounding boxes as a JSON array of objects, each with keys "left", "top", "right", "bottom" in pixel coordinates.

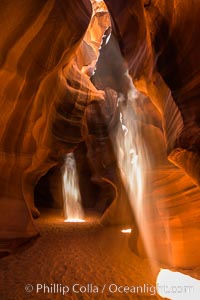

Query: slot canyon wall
[
  {"left": 103, "top": 0, "right": 200, "bottom": 269},
  {"left": 0, "top": 0, "right": 200, "bottom": 271},
  {"left": 0, "top": 0, "right": 104, "bottom": 251}
]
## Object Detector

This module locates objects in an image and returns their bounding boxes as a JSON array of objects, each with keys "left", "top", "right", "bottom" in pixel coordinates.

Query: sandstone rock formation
[
  {"left": 0, "top": 0, "right": 104, "bottom": 253},
  {"left": 0, "top": 0, "right": 200, "bottom": 273},
  {"left": 104, "top": 0, "right": 200, "bottom": 269}
]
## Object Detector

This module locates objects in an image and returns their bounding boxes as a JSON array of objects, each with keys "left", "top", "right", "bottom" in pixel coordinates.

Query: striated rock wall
[
  {"left": 104, "top": 0, "right": 200, "bottom": 183},
  {"left": 1, "top": 0, "right": 200, "bottom": 271},
  {"left": 0, "top": 0, "right": 106, "bottom": 251},
  {"left": 104, "top": 0, "right": 200, "bottom": 268}
]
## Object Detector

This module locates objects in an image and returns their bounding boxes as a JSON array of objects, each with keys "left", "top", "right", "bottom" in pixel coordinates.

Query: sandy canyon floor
[{"left": 0, "top": 209, "right": 164, "bottom": 300}]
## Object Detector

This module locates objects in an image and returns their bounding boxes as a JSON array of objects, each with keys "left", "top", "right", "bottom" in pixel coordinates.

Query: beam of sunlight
[
  {"left": 62, "top": 153, "right": 85, "bottom": 223},
  {"left": 113, "top": 75, "right": 153, "bottom": 257},
  {"left": 157, "top": 269, "right": 200, "bottom": 300},
  {"left": 116, "top": 80, "right": 145, "bottom": 217},
  {"left": 121, "top": 229, "right": 132, "bottom": 233}
]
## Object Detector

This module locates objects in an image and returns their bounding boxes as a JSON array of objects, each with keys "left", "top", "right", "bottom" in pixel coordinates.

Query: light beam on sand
[
  {"left": 121, "top": 229, "right": 132, "bottom": 233},
  {"left": 156, "top": 269, "right": 200, "bottom": 300},
  {"left": 62, "top": 153, "right": 85, "bottom": 223},
  {"left": 64, "top": 218, "right": 85, "bottom": 223}
]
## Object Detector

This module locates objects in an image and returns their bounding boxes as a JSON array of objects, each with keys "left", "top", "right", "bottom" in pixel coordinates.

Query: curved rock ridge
[{"left": 0, "top": 0, "right": 107, "bottom": 252}]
